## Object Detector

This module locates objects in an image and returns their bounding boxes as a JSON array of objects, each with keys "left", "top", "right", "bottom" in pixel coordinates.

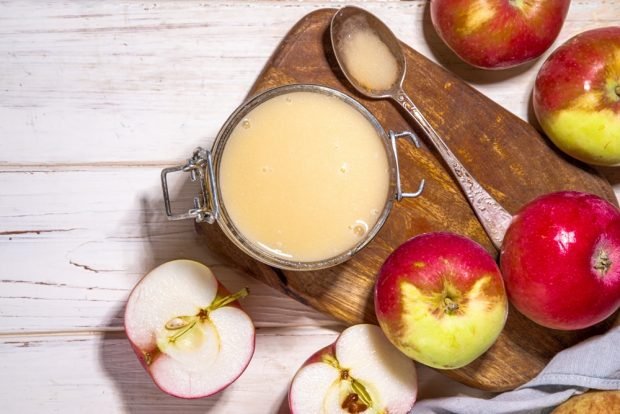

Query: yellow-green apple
[
  {"left": 289, "top": 324, "right": 417, "bottom": 414},
  {"left": 533, "top": 27, "right": 620, "bottom": 166},
  {"left": 124, "top": 260, "right": 255, "bottom": 398},
  {"left": 374, "top": 232, "right": 508, "bottom": 369},
  {"left": 430, "top": 0, "right": 570, "bottom": 69},
  {"left": 500, "top": 191, "right": 620, "bottom": 330}
]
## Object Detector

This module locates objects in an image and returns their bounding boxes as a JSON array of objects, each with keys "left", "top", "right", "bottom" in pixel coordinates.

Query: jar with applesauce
[{"left": 161, "top": 84, "right": 425, "bottom": 270}]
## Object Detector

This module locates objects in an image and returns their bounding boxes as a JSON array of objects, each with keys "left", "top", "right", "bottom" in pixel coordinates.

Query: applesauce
[
  {"left": 339, "top": 26, "right": 399, "bottom": 91},
  {"left": 217, "top": 90, "right": 390, "bottom": 263}
]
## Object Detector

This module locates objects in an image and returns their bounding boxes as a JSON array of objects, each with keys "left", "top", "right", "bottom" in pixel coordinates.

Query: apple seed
[
  {"left": 165, "top": 317, "right": 190, "bottom": 330},
  {"left": 341, "top": 393, "right": 368, "bottom": 413}
]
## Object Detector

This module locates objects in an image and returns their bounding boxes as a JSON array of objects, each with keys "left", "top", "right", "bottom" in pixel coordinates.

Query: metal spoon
[{"left": 330, "top": 6, "right": 512, "bottom": 249}]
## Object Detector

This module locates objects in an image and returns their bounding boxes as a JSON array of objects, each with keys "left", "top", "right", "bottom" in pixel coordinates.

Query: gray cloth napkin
[{"left": 411, "top": 325, "right": 620, "bottom": 414}]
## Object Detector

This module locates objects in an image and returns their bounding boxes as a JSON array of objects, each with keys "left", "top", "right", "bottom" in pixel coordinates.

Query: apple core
[{"left": 155, "top": 287, "right": 249, "bottom": 356}]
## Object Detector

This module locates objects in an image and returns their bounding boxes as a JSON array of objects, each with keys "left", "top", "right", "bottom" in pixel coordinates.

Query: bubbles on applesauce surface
[
  {"left": 370, "top": 208, "right": 379, "bottom": 216},
  {"left": 241, "top": 118, "right": 251, "bottom": 129},
  {"left": 261, "top": 165, "right": 273, "bottom": 173},
  {"left": 349, "top": 220, "right": 369, "bottom": 237},
  {"left": 285, "top": 96, "right": 293, "bottom": 104},
  {"left": 339, "top": 162, "right": 348, "bottom": 174}
]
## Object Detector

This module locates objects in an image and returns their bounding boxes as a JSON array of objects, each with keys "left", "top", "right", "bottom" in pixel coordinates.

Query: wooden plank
[
  {"left": 0, "top": 1, "right": 618, "bottom": 164},
  {"left": 0, "top": 329, "right": 338, "bottom": 413},
  {"left": 0, "top": 168, "right": 338, "bottom": 332},
  {"left": 0, "top": 329, "right": 488, "bottom": 413}
]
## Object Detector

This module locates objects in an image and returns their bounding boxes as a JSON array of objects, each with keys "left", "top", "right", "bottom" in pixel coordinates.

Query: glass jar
[{"left": 161, "top": 84, "right": 424, "bottom": 270}]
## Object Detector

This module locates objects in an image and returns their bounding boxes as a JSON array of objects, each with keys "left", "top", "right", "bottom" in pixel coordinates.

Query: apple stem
[
  {"left": 322, "top": 354, "right": 341, "bottom": 370},
  {"left": 443, "top": 297, "right": 459, "bottom": 314},
  {"left": 208, "top": 287, "right": 250, "bottom": 311},
  {"left": 593, "top": 251, "right": 611, "bottom": 276}
]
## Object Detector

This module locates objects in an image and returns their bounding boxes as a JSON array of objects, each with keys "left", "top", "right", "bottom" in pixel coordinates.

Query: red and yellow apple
[
  {"left": 500, "top": 191, "right": 620, "bottom": 330},
  {"left": 289, "top": 324, "right": 417, "bottom": 414},
  {"left": 430, "top": 0, "right": 570, "bottom": 69},
  {"left": 374, "top": 232, "right": 508, "bottom": 369},
  {"left": 125, "top": 260, "right": 255, "bottom": 398},
  {"left": 533, "top": 27, "right": 620, "bottom": 166}
]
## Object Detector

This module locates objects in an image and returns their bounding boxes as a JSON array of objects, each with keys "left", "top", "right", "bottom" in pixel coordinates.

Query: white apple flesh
[
  {"left": 125, "top": 260, "right": 255, "bottom": 399},
  {"left": 289, "top": 324, "right": 417, "bottom": 414}
]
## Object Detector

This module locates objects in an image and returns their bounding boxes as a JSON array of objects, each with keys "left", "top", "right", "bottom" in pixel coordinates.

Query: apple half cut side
[
  {"left": 124, "top": 259, "right": 255, "bottom": 399},
  {"left": 289, "top": 324, "right": 417, "bottom": 414}
]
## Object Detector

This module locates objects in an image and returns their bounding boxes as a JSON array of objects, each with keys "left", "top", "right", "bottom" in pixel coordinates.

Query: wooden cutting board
[{"left": 198, "top": 9, "right": 618, "bottom": 391}]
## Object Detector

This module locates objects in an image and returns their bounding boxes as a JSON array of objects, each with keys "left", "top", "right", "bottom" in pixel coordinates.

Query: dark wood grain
[{"left": 198, "top": 9, "right": 618, "bottom": 391}]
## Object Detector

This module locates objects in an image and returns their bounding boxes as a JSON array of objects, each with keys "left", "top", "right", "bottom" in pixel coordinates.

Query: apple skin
[
  {"left": 500, "top": 191, "right": 620, "bottom": 330},
  {"left": 430, "top": 0, "right": 570, "bottom": 69},
  {"left": 288, "top": 324, "right": 417, "bottom": 414},
  {"left": 287, "top": 343, "right": 333, "bottom": 411},
  {"left": 374, "top": 232, "right": 508, "bottom": 369},
  {"left": 533, "top": 27, "right": 620, "bottom": 166}
]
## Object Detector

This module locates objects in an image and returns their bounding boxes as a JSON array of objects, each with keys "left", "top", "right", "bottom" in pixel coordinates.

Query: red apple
[
  {"left": 430, "top": 0, "right": 570, "bottom": 69},
  {"left": 375, "top": 232, "right": 508, "bottom": 369},
  {"left": 533, "top": 27, "right": 620, "bottom": 166},
  {"left": 125, "top": 260, "right": 255, "bottom": 398},
  {"left": 500, "top": 191, "right": 620, "bottom": 330},
  {"left": 289, "top": 324, "right": 417, "bottom": 414}
]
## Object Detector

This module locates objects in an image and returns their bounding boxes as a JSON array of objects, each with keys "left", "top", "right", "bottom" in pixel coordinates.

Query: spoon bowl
[
  {"left": 330, "top": 6, "right": 405, "bottom": 98},
  {"left": 330, "top": 6, "right": 513, "bottom": 249}
]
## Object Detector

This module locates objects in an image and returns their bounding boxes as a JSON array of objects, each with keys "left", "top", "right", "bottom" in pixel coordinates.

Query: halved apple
[
  {"left": 289, "top": 324, "right": 417, "bottom": 414},
  {"left": 124, "top": 259, "right": 255, "bottom": 398}
]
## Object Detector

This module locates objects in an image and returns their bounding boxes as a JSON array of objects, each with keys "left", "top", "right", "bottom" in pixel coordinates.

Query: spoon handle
[{"left": 394, "top": 89, "right": 512, "bottom": 250}]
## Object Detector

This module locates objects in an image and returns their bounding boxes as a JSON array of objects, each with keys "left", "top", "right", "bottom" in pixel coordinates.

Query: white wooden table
[{"left": 1, "top": 1, "right": 618, "bottom": 412}]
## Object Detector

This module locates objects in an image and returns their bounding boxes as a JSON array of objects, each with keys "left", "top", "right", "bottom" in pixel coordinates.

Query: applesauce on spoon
[{"left": 338, "top": 17, "right": 400, "bottom": 91}]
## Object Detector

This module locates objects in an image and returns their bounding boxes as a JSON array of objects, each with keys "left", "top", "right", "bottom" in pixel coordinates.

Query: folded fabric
[{"left": 411, "top": 326, "right": 620, "bottom": 414}]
